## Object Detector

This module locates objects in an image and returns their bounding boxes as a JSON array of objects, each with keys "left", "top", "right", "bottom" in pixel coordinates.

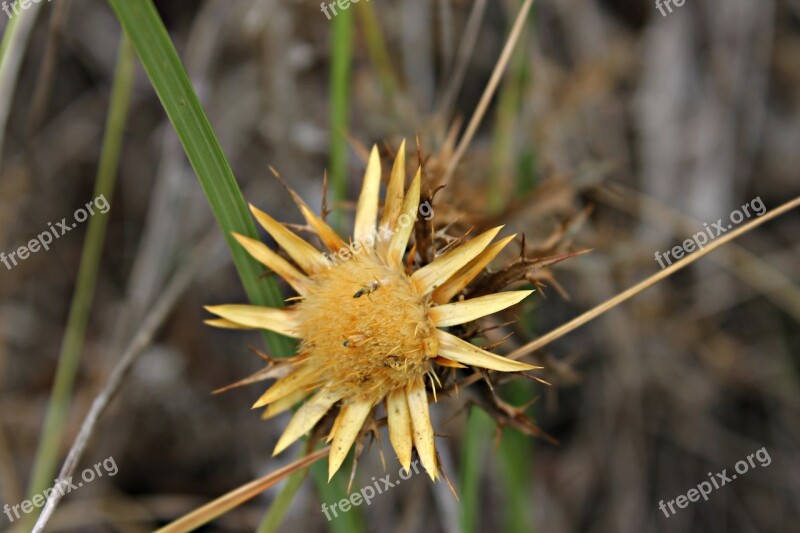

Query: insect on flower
[
  {"left": 353, "top": 278, "right": 381, "bottom": 298},
  {"left": 204, "top": 140, "right": 539, "bottom": 481}
]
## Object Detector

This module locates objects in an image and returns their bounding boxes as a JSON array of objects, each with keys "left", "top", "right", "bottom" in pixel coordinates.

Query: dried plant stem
[
  {"left": 155, "top": 447, "right": 331, "bottom": 533},
  {"left": 488, "top": 24, "right": 527, "bottom": 213},
  {"left": 31, "top": 244, "right": 202, "bottom": 533},
  {"left": 256, "top": 437, "right": 319, "bottom": 533},
  {"left": 508, "top": 195, "right": 800, "bottom": 360},
  {"left": 26, "top": 36, "right": 134, "bottom": 531},
  {"left": 442, "top": 0, "right": 533, "bottom": 185},
  {"left": 436, "top": 0, "right": 487, "bottom": 118},
  {"left": 595, "top": 184, "right": 800, "bottom": 322}
]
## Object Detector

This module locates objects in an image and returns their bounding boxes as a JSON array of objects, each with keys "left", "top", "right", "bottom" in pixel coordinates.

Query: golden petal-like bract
[
  {"left": 429, "top": 290, "right": 534, "bottom": 327},
  {"left": 386, "top": 389, "right": 413, "bottom": 473},
  {"left": 204, "top": 305, "right": 302, "bottom": 338},
  {"left": 206, "top": 142, "right": 537, "bottom": 480}
]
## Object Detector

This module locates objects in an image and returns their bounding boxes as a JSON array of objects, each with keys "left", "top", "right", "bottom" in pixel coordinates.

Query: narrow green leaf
[
  {"left": 498, "top": 381, "right": 536, "bottom": 533},
  {"left": 356, "top": 1, "right": 397, "bottom": 98},
  {"left": 106, "top": 0, "right": 292, "bottom": 356},
  {"left": 312, "top": 459, "right": 364, "bottom": 533},
  {"left": 0, "top": 4, "right": 21, "bottom": 62},
  {"left": 488, "top": 3, "right": 531, "bottom": 214},
  {"left": 328, "top": 4, "right": 353, "bottom": 231},
  {"left": 460, "top": 406, "right": 494, "bottom": 533},
  {"left": 256, "top": 453, "right": 309, "bottom": 533}
]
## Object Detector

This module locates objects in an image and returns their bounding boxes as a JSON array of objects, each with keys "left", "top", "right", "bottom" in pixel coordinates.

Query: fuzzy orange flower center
[{"left": 297, "top": 252, "right": 437, "bottom": 403}]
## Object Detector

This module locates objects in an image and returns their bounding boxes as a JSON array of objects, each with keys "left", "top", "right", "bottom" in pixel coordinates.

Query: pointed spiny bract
[
  {"left": 386, "top": 389, "right": 413, "bottom": 473},
  {"left": 204, "top": 305, "right": 301, "bottom": 338},
  {"left": 273, "top": 388, "right": 344, "bottom": 455},
  {"left": 387, "top": 168, "right": 421, "bottom": 267},
  {"left": 353, "top": 145, "right": 382, "bottom": 243},
  {"left": 429, "top": 290, "right": 533, "bottom": 327},
  {"left": 436, "top": 330, "right": 539, "bottom": 372},
  {"left": 406, "top": 379, "right": 438, "bottom": 481},
  {"left": 272, "top": 168, "right": 348, "bottom": 255},
  {"left": 269, "top": 164, "right": 309, "bottom": 211},
  {"left": 412, "top": 226, "right": 503, "bottom": 295},
  {"left": 232, "top": 232, "right": 309, "bottom": 295},
  {"left": 380, "top": 140, "right": 407, "bottom": 232},
  {"left": 253, "top": 365, "right": 320, "bottom": 408},
  {"left": 328, "top": 400, "right": 373, "bottom": 480},
  {"left": 262, "top": 389, "right": 307, "bottom": 420},
  {"left": 249, "top": 204, "right": 327, "bottom": 274},
  {"left": 432, "top": 234, "right": 516, "bottom": 304},
  {"left": 204, "top": 318, "right": 257, "bottom": 330},
  {"left": 325, "top": 404, "right": 344, "bottom": 444},
  {"left": 299, "top": 204, "right": 347, "bottom": 252},
  {"left": 432, "top": 356, "right": 466, "bottom": 368}
]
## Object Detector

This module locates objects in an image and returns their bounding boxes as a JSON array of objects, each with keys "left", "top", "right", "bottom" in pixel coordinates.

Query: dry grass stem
[{"left": 509, "top": 195, "right": 800, "bottom": 360}]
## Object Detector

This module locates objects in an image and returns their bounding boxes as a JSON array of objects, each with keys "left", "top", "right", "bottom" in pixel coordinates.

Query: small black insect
[{"left": 353, "top": 279, "right": 380, "bottom": 298}]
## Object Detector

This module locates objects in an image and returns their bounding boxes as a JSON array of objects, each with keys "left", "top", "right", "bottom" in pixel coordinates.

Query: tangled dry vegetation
[{"left": 1, "top": 0, "right": 799, "bottom": 532}]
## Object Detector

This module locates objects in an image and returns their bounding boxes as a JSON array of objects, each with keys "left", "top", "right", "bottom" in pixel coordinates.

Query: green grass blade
[
  {"left": 0, "top": 6, "right": 21, "bottom": 61},
  {"left": 311, "top": 460, "right": 364, "bottom": 533},
  {"left": 460, "top": 406, "right": 494, "bottom": 533},
  {"left": 23, "top": 36, "right": 135, "bottom": 530},
  {"left": 488, "top": 3, "right": 531, "bottom": 213},
  {"left": 498, "top": 382, "right": 535, "bottom": 533},
  {"left": 356, "top": 1, "right": 397, "bottom": 98},
  {"left": 106, "top": 0, "right": 291, "bottom": 356},
  {"left": 496, "top": 282, "right": 539, "bottom": 533},
  {"left": 256, "top": 456, "right": 309, "bottom": 533},
  {"left": 0, "top": 0, "right": 43, "bottom": 163},
  {"left": 328, "top": 3, "right": 353, "bottom": 231}
]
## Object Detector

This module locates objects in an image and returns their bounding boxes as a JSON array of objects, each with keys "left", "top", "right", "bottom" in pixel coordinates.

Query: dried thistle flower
[{"left": 205, "top": 141, "right": 537, "bottom": 481}]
